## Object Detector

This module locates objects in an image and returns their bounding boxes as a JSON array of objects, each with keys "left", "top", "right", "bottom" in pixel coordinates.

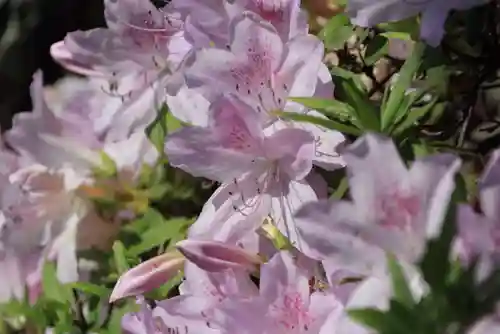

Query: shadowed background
[{"left": 0, "top": 0, "right": 104, "bottom": 128}]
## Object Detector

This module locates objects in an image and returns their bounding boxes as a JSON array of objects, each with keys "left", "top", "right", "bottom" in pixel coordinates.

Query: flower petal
[
  {"left": 109, "top": 251, "right": 185, "bottom": 302},
  {"left": 264, "top": 127, "right": 314, "bottom": 180},
  {"left": 176, "top": 239, "right": 262, "bottom": 272}
]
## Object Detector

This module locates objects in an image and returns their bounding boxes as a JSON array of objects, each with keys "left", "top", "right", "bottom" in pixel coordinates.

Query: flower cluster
[
  {"left": 0, "top": 0, "right": 496, "bottom": 333},
  {"left": 0, "top": 72, "right": 159, "bottom": 304}
]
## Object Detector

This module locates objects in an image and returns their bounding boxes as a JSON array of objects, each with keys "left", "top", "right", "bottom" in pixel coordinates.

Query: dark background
[{"left": 0, "top": 0, "right": 105, "bottom": 129}]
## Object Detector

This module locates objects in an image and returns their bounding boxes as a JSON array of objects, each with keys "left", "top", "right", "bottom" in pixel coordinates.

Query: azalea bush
[{"left": 1, "top": 0, "right": 500, "bottom": 333}]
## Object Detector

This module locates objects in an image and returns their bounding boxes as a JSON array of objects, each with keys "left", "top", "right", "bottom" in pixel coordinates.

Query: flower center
[
  {"left": 126, "top": 10, "right": 183, "bottom": 57},
  {"left": 251, "top": 0, "right": 286, "bottom": 23},
  {"left": 378, "top": 189, "right": 420, "bottom": 230},
  {"left": 271, "top": 290, "right": 312, "bottom": 331},
  {"left": 491, "top": 226, "right": 500, "bottom": 250}
]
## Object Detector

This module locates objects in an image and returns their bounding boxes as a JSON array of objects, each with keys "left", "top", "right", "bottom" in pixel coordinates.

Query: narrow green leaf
[
  {"left": 41, "top": 263, "right": 75, "bottom": 327},
  {"left": 146, "top": 270, "right": 184, "bottom": 300},
  {"left": 42, "top": 262, "right": 68, "bottom": 304},
  {"left": 364, "top": 35, "right": 389, "bottom": 65},
  {"left": 289, "top": 97, "right": 354, "bottom": 119},
  {"left": 330, "top": 176, "right": 349, "bottom": 200},
  {"left": 381, "top": 42, "right": 424, "bottom": 131},
  {"left": 319, "top": 14, "right": 354, "bottom": 50},
  {"left": 103, "top": 301, "right": 139, "bottom": 334},
  {"left": 392, "top": 96, "right": 439, "bottom": 136},
  {"left": 123, "top": 210, "right": 156, "bottom": 235},
  {"left": 145, "top": 183, "right": 171, "bottom": 200},
  {"left": 377, "top": 17, "right": 420, "bottom": 39},
  {"left": 276, "top": 111, "right": 362, "bottom": 136},
  {"left": 348, "top": 308, "right": 387, "bottom": 331},
  {"left": 418, "top": 202, "right": 456, "bottom": 291},
  {"left": 69, "top": 282, "right": 109, "bottom": 298},
  {"left": 386, "top": 300, "right": 420, "bottom": 331},
  {"left": 127, "top": 217, "right": 192, "bottom": 256},
  {"left": 166, "top": 110, "right": 183, "bottom": 133},
  {"left": 387, "top": 253, "right": 415, "bottom": 307},
  {"left": 337, "top": 79, "right": 380, "bottom": 131},
  {"left": 289, "top": 96, "right": 361, "bottom": 128},
  {"left": 146, "top": 104, "right": 169, "bottom": 153},
  {"left": 93, "top": 151, "right": 117, "bottom": 178},
  {"left": 380, "top": 32, "right": 413, "bottom": 41},
  {"left": 259, "top": 218, "right": 294, "bottom": 251},
  {"left": 112, "top": 241, "right": 130, "bottom": 275}
]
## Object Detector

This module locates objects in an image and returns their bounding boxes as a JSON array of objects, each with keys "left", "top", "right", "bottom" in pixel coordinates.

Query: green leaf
[
  {"left": 386, "top": 300, "right": 420, "bottom": 331},
  {"left": 146, "top": 270, "right": 184, "bottom": 300},
  {"left": 452, "top": 173, "right": 468, "bottom": 204},
  {"left": 145, "top": 183, "right": 171, "bottom": 200},
  {"left": 69, "top": 282, "right": 109, "bottom": 298},
  {"left": 103, "top": 301, "right": 140, "bottom": 334},
  {"left": 42, "top": 262, "right": 72, "bottom": 304},
  {"left": 259, "top": 218, "right": 294, "bottom": 251},
  {"left": 146, "top": 103, "right": 169, "bottom": 153},
  {"left": 112, "top": 241, "right": 130, "bottom": 275},
  {"left": 392, "top": 97, "right": 439, "bottom": 136},
  {"left": 319, "top": 14, "right": 354, "bottom": 50},
  {"left": 336, "top": 79, "right": 380, "bottom": 131},
  {"left": 364, "top": 35, "right": 389, "bottom": 65},
  {"left": 411, "top": 140, "right": 437, "bottom": 158},
  {"left": 387, "top": 253, "right": 415, "bottom": 307},
  {"left": 330, "top": 176, "right": 349, "bottom": 200},
  {"left": 377, "top": 17, "right": 419, "bottom": 39},
  {"left": 381, "top": 42, "right": 424, "bottom": 132},
  {"left": 288, "top": 96, "right": 361, "bottom": 127},
  {"left": 40, "top": 263, "right": 75, "bottom": 329},
  {"left": 330, "top": 67, "right": 367, "bottom": 93},
  {"left": 348, "top": 308, "right": 388, "bottom": 331},
  {"left": 127, "top": 215, "right": 192, "bottom": 256},
  {"left": 418, "top": 202, "right": 456, "bottom": 291},
  {"left": 166, "top": 110, "right": 184, "bottom": 133},
  {"left": 380, "top": 32, "right": 413, "bottom": 41},
  {"left": 422, "top": 65, "right": 450, "bottom": 97},
  {"left": 276, "top": 111, "right": 362, "bottom": 136},
  {"left": 93, "top": 151, "right": 118, "bottom": 178}
]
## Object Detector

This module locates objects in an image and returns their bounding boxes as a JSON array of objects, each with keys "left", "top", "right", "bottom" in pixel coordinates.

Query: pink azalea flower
[
  {"left": 176, "top": 239, "right": 263, "bottom": 272},
  {"left": 207, "top": 251, "right": 343, "bottom": 334},
  {"left": 457, "top": 149, "right": 500, "bottom": 280},
  {"left": 166, "top": 94, "right": 324, "bottom": 248},
  {"left": 171, "top": 0, "right": 234, "bottom": 48},
  {"left": 51, "top": 0, "right": 190, "bottom": 79},
  {"left": 152, "top": 262, "right": 258, "bottom": 334},
  {"left": 184, "top": 12, "right": 318, "bottom": 118},
  {"left": 173, "top": 0, "right": 307, "bottom": 48},
  {"left": 335, "top": 266, "right": 427, "bottom": 334},
  {"left": 121, "top": 297, "right": 165, "bottom": 334},
  {"left": 347, "top": 0, "right": 488, "bottom": 47},
  {"left": 0, "top": 164, "right": 86, "bottom": 303},
  {"left": 111, "top": 240, "right": 261, "bottom": 301},
  {"left": 231, "top": 0, "right": 308, "bottom": 40},
  {"left": 295, "top": 133, "right": 461, "bottom": 276},
  {"left": 50, "top": 0, "right": 194, "bottom": 140},
  {"left": 182, "top": 12, "right": 345, "bottom": 170},
  {"left": 110, "top": 251, "right": 185, "bottom": 302},
  {"left": 467, "top": 310, "right": 500, "bottom": 334},
  {"left": 0, "top": 73, "right": 158, "bottom": 303},
  {"left": 6, "top": 72, "right": 158, "bottom": 176},
  {"left": 120, "top": 260, "right": 258, "bottom": 333}
]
